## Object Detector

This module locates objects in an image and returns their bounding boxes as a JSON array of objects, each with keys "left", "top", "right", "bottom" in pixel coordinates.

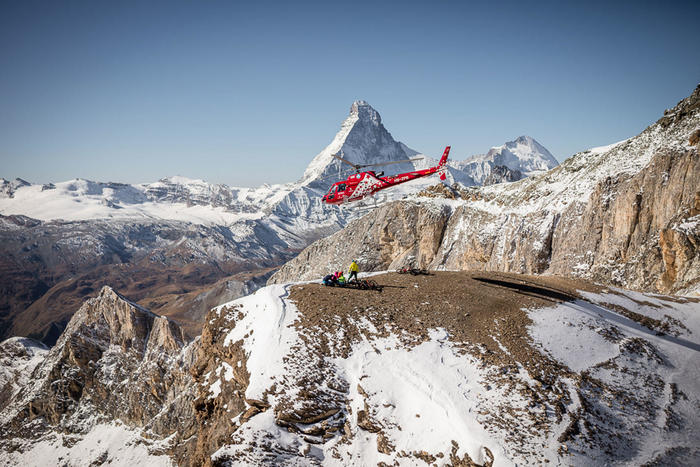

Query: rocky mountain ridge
[
  {"left": 270, "top": 85, "right": 700, "bottom": 296},
  {"left": 0, "top": 286, "right": 199, "bottom": 463}
]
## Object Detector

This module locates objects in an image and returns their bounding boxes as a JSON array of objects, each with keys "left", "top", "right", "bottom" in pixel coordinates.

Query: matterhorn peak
[
  {"left": 300, "top": 100, "right": 416, "bottom": 184},
  {"left": 349, "top": 100, "right": 381, "bottom": 126}
]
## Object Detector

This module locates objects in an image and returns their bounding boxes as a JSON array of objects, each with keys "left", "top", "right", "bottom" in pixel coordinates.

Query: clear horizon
[{"left": 1, "top": 0, "right": 699, "bottom": 187}]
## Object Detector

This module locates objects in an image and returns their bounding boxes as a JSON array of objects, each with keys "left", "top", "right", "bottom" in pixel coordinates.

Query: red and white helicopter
[{"left": 322, "top": 146, "right": 450, "bottom": 205}]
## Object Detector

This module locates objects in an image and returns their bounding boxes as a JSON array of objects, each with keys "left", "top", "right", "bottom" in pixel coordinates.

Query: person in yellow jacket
[{"left": 348, "top": 260, "right": 359, "bottom": 283}]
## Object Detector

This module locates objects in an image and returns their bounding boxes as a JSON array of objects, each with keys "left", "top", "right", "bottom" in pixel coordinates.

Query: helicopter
[{"left": 322, "top": 146, "right": 450, "bottom": 205}]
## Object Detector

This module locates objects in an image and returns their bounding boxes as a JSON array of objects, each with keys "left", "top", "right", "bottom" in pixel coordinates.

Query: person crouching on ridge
[
  {"left": 348, "top": 260, "right": 359, "bottom": 282},
  {"left": 322, "top": 273, "right": 334, "bottom": 286},
  {"left": 337, "top": 272, "right": 347, "bottom": 285}
]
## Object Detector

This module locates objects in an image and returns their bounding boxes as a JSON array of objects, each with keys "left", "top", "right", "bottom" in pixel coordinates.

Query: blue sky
[{"left": 1, "top": 0, "right": 698, "bottom": 186}]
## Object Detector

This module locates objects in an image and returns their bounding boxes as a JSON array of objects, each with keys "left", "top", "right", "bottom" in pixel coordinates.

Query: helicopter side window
[
  {"left": 337, "top": 183, "right": 346, "bottom": 192},
  {"left": 327, "top": 185, "right": 336, "bottom": 200}
]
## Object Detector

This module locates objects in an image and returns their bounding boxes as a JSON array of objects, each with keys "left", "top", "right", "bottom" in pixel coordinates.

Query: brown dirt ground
[{"left": 289, "top": 270, "right": 601, "bottom": 383}]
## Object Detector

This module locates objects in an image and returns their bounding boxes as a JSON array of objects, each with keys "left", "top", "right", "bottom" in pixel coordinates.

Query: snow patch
[{"left": 2, "top": 422, "right": 173, "bottom": 466}]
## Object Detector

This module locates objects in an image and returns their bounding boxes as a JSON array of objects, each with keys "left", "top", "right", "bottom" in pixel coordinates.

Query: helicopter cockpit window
[{"left": 327, "top": 185, "right": 336, "bottom": 199}]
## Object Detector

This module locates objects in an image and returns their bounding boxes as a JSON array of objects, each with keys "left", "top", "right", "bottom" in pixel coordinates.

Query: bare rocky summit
[{"left": 482, "top": 165, "right": 523, "bottom": 185}]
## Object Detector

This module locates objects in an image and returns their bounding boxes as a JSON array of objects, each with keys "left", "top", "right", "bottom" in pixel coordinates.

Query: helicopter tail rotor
[{"left": 438, "top": 146, "right": 450, "bottom": 180}]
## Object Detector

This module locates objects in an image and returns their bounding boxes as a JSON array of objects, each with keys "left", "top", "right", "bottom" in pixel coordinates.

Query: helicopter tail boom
[{"left": 438, "top": 146, "right": 451, "bottom": 167}]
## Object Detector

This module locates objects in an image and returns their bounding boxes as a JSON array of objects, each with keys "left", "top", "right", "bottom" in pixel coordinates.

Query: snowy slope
[
  {"left": 203, "top": 275, "right": 700, "bottom": 465},
  {"left": 529, "top": 288, "right": 700, "bottom": 464},
  {"left": 208, "top": 282, "right": 505, "bottom": 465},
  {"left": 0, "top": 337, "right": 48, "bottom": 411},
  {"left": 2, "top": 422, "right": 174, "bottom": 467},
  {"left": 2, "top": 271, "right": 697, "bottom": 465},
  {"left": 0, "top": 176, "right": 290, "bottom": 225}
]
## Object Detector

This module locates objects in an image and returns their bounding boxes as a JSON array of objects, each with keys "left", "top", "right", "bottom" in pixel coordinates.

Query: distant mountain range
[
  {"left": 1, "top": 102, "right": 557, "bottom": 224},
  {"left": 452, "top": 135, "right": 559, "bottom": 184}
]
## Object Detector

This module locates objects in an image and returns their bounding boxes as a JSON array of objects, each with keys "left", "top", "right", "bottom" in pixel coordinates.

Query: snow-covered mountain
[
  {"left": 452, "top": 135, "right": 559, "bottom": 185},
  {"left": 0, "top": 178, "right": 30, "bottom": 198},
  {"left": 301, "top": 100, "right": 420, "bottom": 186},
  {"left": 0, "top": 103, "right": 556, "bottom": 227},
  {"left": 0, "top": 105, "right": 557, "bottom": 226}
]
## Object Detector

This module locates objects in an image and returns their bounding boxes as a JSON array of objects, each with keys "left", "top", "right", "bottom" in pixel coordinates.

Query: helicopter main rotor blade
[
  {"left": 356, "top": 157, "right": 425, "bottom": 169},
  {"left": 331, "top": 152, "right": 361, "bottom": 171},
  {"left": 313, "top": 169, "right": 358, "bottom": 183}
]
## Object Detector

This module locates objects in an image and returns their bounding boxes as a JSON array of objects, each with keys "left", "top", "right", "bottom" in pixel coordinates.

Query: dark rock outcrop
[{"left": 483, "top": 165, "right": 523, "bottom": 185}]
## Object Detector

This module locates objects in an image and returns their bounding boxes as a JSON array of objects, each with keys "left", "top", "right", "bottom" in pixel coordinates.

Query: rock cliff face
[
  {"left": 270, "top": 86, "right": 700, "bottom": 295},
  {"left": 0, "top": 287, "right": 196, "bottom": 450},
  {"left": 547, "top": 146, "right": 699, "bottom": 293},
  {"left": 483, "top": 165, "right": 523, "bottom": 185}
]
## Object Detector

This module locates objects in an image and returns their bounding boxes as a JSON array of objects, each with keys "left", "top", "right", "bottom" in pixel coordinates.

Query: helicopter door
[{"left": 336, "top": 183, "right": 348, "bottom": 201}]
